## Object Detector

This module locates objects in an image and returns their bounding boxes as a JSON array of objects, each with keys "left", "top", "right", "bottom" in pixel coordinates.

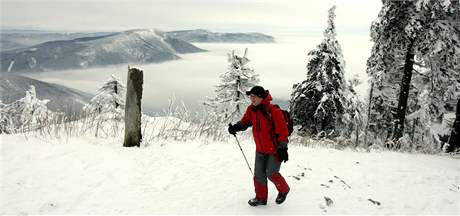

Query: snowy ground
[{"left": 1, "top": 134, "right": 459, "bottom": 215}]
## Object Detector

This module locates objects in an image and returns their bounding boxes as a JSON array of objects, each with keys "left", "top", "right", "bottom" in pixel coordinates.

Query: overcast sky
[
  {"left": 1, "top": 0, "right": 382, "bottom": 34},
  {"left": 1, "top": 0, "right": 385, "bottom": 110}
]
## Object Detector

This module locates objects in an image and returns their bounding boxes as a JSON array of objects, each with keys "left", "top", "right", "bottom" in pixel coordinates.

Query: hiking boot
[
  {"left": 248, "top": 198, "right": 267, "bottom": 206},
  {"left": 275, "top": 188, "right": 290, "bottom": 204}
]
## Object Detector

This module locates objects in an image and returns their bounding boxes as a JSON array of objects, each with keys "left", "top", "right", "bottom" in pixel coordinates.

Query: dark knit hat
[{"left": 246, "top": 85, "right": 268, "bottom": 98}]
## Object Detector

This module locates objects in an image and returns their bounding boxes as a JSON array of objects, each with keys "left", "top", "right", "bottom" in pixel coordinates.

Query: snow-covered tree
[
  {"left": 83, "top": 74, "right": 125, "bottom": 120},
  {"left": 409, "top": 0, "right": 460, "bottom": 147},
  {"left": 204, "top": 48, "right": 259, "bottom": 124},
  {"left": 366, "top": 0, "right": 460, "bottom": 147},
  {"left": 0, "top": 85, "right": 53, "bottom": 133},
  {"left": 0, "top": 100, "right": 8, "bottom": 134},
  {"left": 365, "top": 0, "right": 416, "bottom": 145},
  {"left": 290, "top": 6, "right": 353, "bottom": 137},
  {"left": 396, "top": 0, "right": 460, "bottom": 143},
  {"left": 341, "top": 76, "right": 366, "bottom": 144}
]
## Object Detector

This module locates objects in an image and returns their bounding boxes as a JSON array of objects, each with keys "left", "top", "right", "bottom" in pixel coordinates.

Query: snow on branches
[
  {"left": 204, "top": 48, "right": 259, "bottom": 124},
  {"left": 83, "top": 74, "right": 125, "bottom": 120},
  {"left": 0, "top": 85, "right": 53, "bottom": 133}
]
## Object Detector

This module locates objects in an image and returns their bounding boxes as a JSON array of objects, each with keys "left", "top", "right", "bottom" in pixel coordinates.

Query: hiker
[{"left": 228, "top": 85, "right": 290, "bottom": 206}]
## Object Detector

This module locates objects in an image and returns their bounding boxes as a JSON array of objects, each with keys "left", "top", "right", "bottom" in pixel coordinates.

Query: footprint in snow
[
  {"left": 324, "top": 196, "right": 334, "bottom": 207},
  {"left": 320, "top": 176, "right": 351, "bottom": 190},
  {"left": 296, "top": 165, "right": 313, "bottom": 171},
  {"left": 368, "top": 198, "right": 381, "bottom": 206},
  {"left": 449, "top": 184, "right": 460, "bottom": 192},
  {"left": 319, "top": 204, "right": 327, "bottom": 213},
  {"left": 320, "top": 183, "right": 330, "bottom": 188},
  {"left": 38, "top": 202, "right": 57, "bottom": 213},
  {"left": 288, "top": 172, "right": 306, "bottom": 181},
  {"left": 334, "top": 175, "right": 352, "bottom": 189},
  {"left": 289, "top": 166, "right": 312, "bottom": 180}
]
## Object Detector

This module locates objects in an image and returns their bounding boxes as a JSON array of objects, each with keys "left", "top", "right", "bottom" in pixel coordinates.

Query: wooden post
[{"left": 123, "top": 67, "right": 143, "bottom": 147}]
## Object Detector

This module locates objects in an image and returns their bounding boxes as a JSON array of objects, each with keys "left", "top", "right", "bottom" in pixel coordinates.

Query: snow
[
  {"left": 432, "top": 41, "right": 444, "bottom": 54},
  {"left": 441, "top": 0, "right": 452, "bottom": 9},
  {"left": 432, "top": 112, "right": 457, "bottom": 136},
  {"left": 1, "top": 134, "right": 459, "bottom": 214},
  {"left": 315, "top": 82, "right": 323, "bottom": 91},
  {"left": 320, "top": 94, "right": 329, "bottom": 103},
  {"left": 7, "top": 61, "right": 14, "bottom": 73},
  {"left": 416, "top": 0, "right": 431, "bottom": 10},
  {"left": 79, "top": 60, "right": 89, "bottom": 67},
  {"left": 98, "top": 29, "right": 174, "bottom": 56},
  {"left": 28, "top": 57, "right": 37, "bottom": 68}
]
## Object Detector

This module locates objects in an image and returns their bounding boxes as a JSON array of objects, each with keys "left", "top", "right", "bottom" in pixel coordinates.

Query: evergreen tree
[
  {"left": 366, "top": 0, "right": 460, "bottom": 147},
  {"left": 409, "top": 0, "right": 460, "bottom": 147},
  {"left": 290, "top": 6, "right": 352, "bottom": 137},
  {"left": 366, "top": 0, "right": 415, "bottom": 145},
  {"left": 204, "top": 48, "right": 259, "bottom": 124},
  {"left": 84, "top": 74, "right": 125, "bottom": 120}
]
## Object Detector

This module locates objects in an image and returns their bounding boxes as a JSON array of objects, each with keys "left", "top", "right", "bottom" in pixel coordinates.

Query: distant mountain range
[
  {"left": 165, "top": 29, "right": 275, "bottom": 43},
  {"left": 0, "top": 74, "right": 93, "bottom": 115},
  {"left": 0, "top": 28, "right": 275, "bottom": 73},
  {"left": 1, "top": 29, "right": 275, "bottom": 51},
  {"left": 0, "top": 29, "right": 205, "bottom": 73},
  {"left": 1, "top": 31, "right": 115, "bottom": 51}
]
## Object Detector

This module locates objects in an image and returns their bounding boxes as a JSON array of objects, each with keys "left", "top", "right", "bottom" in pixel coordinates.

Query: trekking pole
[{"left": 232, "top": 133, "right": 254, "bottom": 176}]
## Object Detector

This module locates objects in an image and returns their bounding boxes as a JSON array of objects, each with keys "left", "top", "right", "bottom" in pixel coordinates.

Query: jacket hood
[{"left": 261, "top": 91, "right": 272, "bottom": 105}]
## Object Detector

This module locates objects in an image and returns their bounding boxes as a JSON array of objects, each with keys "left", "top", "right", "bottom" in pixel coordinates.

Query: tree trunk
[
  {"left": 354, "top": 122, "right": 360, "bottom": 148},
  {"left": 364, "top": 82, "right": 374, "bottom": 147},
  {"left": 410, "top": 118, "right": 418, "bottom": 143},
  {"left": 393, "top": 39, "right": 415, "bottom": 142},
  {"left": 446, "top": 99, "right": 460, "bottom": 153},
  {"left": 123, "top": 68, "right": 143, "bottom": 147}
]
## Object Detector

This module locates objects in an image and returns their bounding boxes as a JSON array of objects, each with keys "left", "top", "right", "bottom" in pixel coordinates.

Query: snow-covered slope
[
  {"left": 1, "top": 134, "right": 458, "bottom": 214},
  {"left": 0, "top": 29, "right": 206, "bottom": 73},
  {"left": 165, "top": 29, "right": 275, "bottom": 43},
  {"left": 0, "top": 74, "right": 92, "bottom": 114}
]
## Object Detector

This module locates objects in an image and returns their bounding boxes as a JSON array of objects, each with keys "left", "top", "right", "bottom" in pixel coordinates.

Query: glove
[
  {"left": 277, "top": 142, "right": 289, "bottom": 162},
  {"left": 228, "top": 123, "right": 239, "bottom": 135}
]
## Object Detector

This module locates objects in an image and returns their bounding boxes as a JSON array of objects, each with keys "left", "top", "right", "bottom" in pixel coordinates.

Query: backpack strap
[{"left": 259, "top": 104, "right": 279, "bottom": 144}]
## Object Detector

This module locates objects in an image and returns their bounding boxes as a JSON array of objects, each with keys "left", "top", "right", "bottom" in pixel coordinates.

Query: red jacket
[{"left": 239, "top": 92, "right": 289, "bottom": 154}]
